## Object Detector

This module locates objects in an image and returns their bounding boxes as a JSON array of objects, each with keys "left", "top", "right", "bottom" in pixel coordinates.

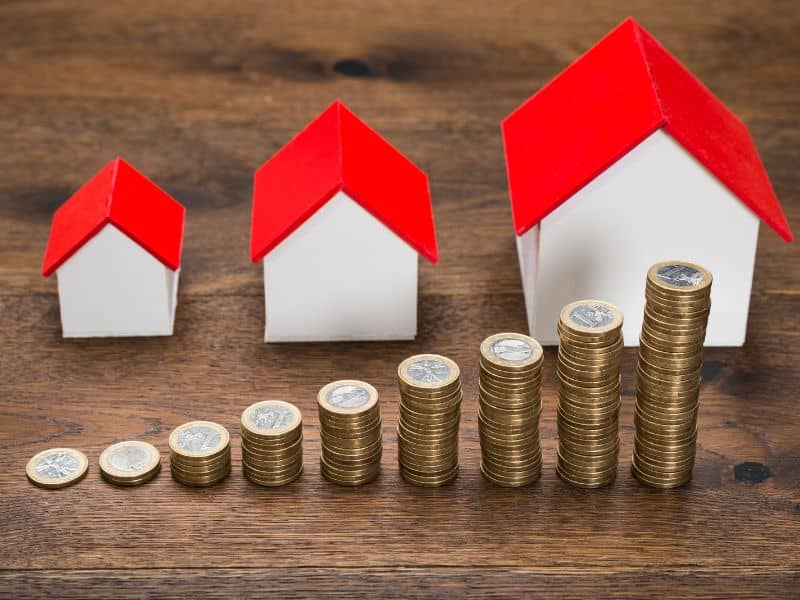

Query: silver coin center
[
  {"left": 250, "top": 405, "right": 294, "bottom": 430},
  {"left": 491, "top": 338, "right": 533, "bottom": 362},
  {"left": 327, "top": 385, "right": 370, "bottom": 409},
  {"left": 656, "top": 265, "right": 703, "bottom": 287},
  {"left": 36, "top": 452, "right": 79, "bottom": 479},
  {"left": 570, "top": 304, "right": 614, "bottom": 329},
  {"left": 109, "top": 446, "right": 150, "bottom": 472},
  {"left": 177, "top": 426, "right": 221, "bottom": 451},
  {"left": 407, "top": 359, "right": 450, "bottom": 384}
]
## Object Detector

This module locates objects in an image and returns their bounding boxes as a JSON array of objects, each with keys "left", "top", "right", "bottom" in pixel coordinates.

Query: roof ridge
[{"left": 630, "top": 19, "right": 668, "bottom": 122}]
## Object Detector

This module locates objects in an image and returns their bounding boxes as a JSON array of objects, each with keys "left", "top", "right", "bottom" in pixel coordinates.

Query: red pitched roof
[
  {"left": 250, "top": 100, "right": 438, "bottom": 263},
  {"left": 502, "top": 17, "right": 792, "bottom": 242},
  {"left": 41, "top": 158, "right": 185, "bottom": 276}
]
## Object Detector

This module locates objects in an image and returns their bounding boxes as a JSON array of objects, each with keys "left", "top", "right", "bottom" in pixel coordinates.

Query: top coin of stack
[
  {"left": 633, "top": 261, "right": 712, "bottom": 489},
  {"left": 241, "top": 400, "right": 304, "bottom": 487},
  {"left": 318, "top": 380, "right": 382, "bottom": 486},
  {"left": 26, "top": 447, "right": 89, "bottom": 489},
  {"left": 397, "top": 354, "right": 462, "bottom": 487},
  {"left": 168, "top": 421, "right": 231, "bottom": 487},
  {"left": 556, "top": 300, "right": 624, "bottom": 488},
  {"left": 99, "top": 440, "right": 161, "bottom": 486},
  {"left": 478, "top": 332, "right": 544, "bottom": 487}
]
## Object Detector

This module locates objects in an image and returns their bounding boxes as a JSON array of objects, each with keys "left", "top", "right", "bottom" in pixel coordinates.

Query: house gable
[
  {"left": 526, "top": 129, "right": 758, "bottom": 347},
  {"left": 56, "top": 224, "right": 176, "bottom": 337},
  {"left": 263, "top": 191, "right": 417, "bottom": 342}
]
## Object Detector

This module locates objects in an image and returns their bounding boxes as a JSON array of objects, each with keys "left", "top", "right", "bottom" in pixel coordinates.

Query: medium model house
[
  {"left": 42, "top": 158, "right": 185, "bottom": 337},
  {"left": 502, "top": 18, "right": 792, "bottom": 347},
  {"left": 250, "top": 100, "right": 438, "bottom": 342}
]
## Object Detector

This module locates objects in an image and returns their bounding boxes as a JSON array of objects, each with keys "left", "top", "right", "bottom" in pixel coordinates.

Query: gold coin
[
  {"left": 26, "top": 448, "right": 88, "bottom": 489},
  {"left": 169, "top": 421, "right": 230, "bottom": 459},
  {"left": 99, "top": 440, "right": 161, "bottom": 486},
  {"left": 241, "top": 401, "right": 302, "bottom": 439}
]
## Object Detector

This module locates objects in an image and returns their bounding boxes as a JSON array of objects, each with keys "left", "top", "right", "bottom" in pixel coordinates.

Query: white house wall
[
  {"left": 515, "top": 225, "right": 539, "bottom": 337},
  {"left": 527, "top": 128, "right": 759, "bottom": 346},
  {"left": 56, "top": 224, "right": 177, "bottom": 337},
  {"left": 263, "top": 190, "right": 418, "bottom": 342}
]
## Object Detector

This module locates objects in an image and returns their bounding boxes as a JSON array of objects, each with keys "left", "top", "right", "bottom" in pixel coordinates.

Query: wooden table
[{"left": 1, "top": 1, "right": 798, "bottom": 597}]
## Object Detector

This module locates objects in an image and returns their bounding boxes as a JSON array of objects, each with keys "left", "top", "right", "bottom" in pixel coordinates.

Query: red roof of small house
[
  {"left": 250, "top": 100, "right": 438, "bottom": 263},
  {"left": 41, "top": 158, "right": 185, "bottom": 276},
  {"left": 502, "top": 17, "right": 793, "bottom": 242}
]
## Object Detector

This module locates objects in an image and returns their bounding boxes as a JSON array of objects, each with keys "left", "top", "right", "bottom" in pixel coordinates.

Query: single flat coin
[
  {"left": 480, "top": 332, "right": 543, "bottom": 370},
  {"left": 241, "top": 400, "right": 302, "bottom": 438},
  {"left": 560, "top": 300, "right": 624, "bottom": 336},
  {"left": 398, "top": 354, "right": 460, "bottom": 390},
  {"left": 26, "top": 448, "right": 89, "bottom": 489},
  {"left": 318, "top": 380, "right": 379, "bottom": 415},
  {"left": 648, "top": 261, "right": 712, "bottom": 294},
  {"left": 169, "top": 421, "right": 230, "bottom": 459},
  {"left": 99, "top": 441, "right": 161, "bottom": 485}
]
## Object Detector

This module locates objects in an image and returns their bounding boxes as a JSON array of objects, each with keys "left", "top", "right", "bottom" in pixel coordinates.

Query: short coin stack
[
  {"left": 99, "top": 440, "right": 161, "bottom": 486},
  {"left": 318, "top": 380, "right": 382, "bottom": 486},
  {"left": 556, "top": 300, "right": 624, "bottom": 488},
  {"left": 241, "top": 400, "right": 303, "bottom": 487},
  {"left": 478, "top": 333, "right": 544, "bottom": 487},
  {"left": 169, "top": 421, "right": 231, "bottom": 487},
  {"left": 397, "top": 354, "right": 462, "bottom": 487},
  {"left": 633, "top": 261, "right": 712, "bottom": 489}
]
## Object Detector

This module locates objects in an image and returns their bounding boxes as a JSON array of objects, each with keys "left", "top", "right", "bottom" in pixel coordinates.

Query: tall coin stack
[
  {"left": 397, "top": 354, "right": 462, "bottom": 487},
  {"left": 478, "top": 333, "right": 544, "bottom": 487},
  {"left": 241, "top": 400, "right": 304, "bottom": 487},
  {"left": 169, "top": 421, "right": 231, "bottom": 487},
  {"left": 633, "top": 261, "right": 712, "bottom": 489},
  {"left": 318, "top": 380, "right": 383, "bottom": 486},
  {"left": 556, "top": 300, "right": 624, "bottom": 488}
]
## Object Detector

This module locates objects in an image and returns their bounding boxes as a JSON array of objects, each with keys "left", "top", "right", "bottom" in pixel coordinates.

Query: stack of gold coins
[
  {"left": 397, "top": 354, "right": 462, "bottom": 487},
  {"left": 318, "top": 380, "right": 382, "bottom": 486},
  {"left": 478, "top": 333, "right": 544, "bottom": 487},
  {"left": 241, "top": 400, "right": 303, "bottom": 487},
  {"left": 99, "top": 440, "right": 161, "bottom": 486},
  {"left": 556, "top": 300, "right": 624, "bottom": 488},
  {"left": 169, "top": 421, "right": 231, "bottom": 487},
  {"left": 633, "top": 261, "right": 712, "bottom": 489}
]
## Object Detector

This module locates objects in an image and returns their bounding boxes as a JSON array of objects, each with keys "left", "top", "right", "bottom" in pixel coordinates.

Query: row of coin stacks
[{"left": 25, "top": 261, "right": 711, "bottom": 491}]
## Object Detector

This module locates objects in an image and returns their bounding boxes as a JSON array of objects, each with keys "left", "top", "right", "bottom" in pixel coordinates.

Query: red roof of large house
[
  {"left": 41, "top": 158, "right": 185, "bottom": 276},
  {"left": 502, "top": 17, "right": 792, "bottom": 242},
  {"left": 250, "top": 100, "right": 438, "bottom": 263}
]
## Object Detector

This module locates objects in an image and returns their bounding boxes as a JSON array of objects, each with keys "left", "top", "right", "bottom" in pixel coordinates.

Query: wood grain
[{"left": 0, "top": 0, "right": 798, "bottom": 597}]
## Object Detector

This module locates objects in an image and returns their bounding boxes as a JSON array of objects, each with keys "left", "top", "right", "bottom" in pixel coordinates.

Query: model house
[
  {"left": 250, "top": 100, "right": 438, "bottom": 342},
  {"left": 502, "top": 17, "right": 792, "bottom": 346},
  {"left": 42, "top": 158, "right": 185, "bottom": 337}
]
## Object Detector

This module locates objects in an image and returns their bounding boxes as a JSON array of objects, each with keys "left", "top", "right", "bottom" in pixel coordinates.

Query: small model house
[
  {"left": 502, "top": 18, "right": 792, "bottom": 347},
  {"left": 250, "top": 100, "right": 438, "bottom": 342},
  {"left": 42, "top": 158, "right": 185, "bottom": 337}
]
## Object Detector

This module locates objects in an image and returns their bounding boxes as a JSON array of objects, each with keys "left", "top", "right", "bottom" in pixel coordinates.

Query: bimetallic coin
[
  {"left": 560, "top": 300, "right": 623, "bottom": 335},
  {"left": 26, "top": 448, "right": 88, "bottom": 489},
  {"left": 398, "top": 354, "right": 460, "bottom": 390},
  {"left": 99, "top": 440, "right": 161, "bottom": 486},
  {"left": 318, "top": 380, "right": 379, "bottom": 415},
  {"left": 242, "top": 401, "right": 302, "bottom": 438},
  {"left": 169, "top": 421, "right": 230, "bottom": 458}
]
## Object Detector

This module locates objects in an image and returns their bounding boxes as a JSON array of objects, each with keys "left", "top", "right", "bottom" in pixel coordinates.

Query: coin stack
[
  {"left": 633, "top": 261, "right": 712, "bottom": 489},
  {"left": 168, "top": 421, "right": 231, "bottom": 487},
  {"left": 318, "top": 380, "right": 382, "bottom": 486},
  {"left": 556, "top": 300, "right": 624, "bottom": 488},
  {"left": 241, "top": 400, "right": 304, "bottom": 487},
  {"left": 99, "top": 440, "right": 161, "bottom": 486},
  {"left": 478, "top": 333, "right": 544, "bottom": 487},
  {"left": 397, "top": 354, "right": 462, "bottom": 487}
]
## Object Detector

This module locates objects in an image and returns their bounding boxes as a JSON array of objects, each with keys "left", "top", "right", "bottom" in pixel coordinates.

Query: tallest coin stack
[{"left": 633, "top": 261, "right": 712, "bottom": 489}]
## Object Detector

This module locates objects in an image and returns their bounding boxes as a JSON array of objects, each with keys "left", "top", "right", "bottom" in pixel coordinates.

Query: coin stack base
[
  {"left": 478, "top": 333, "right": 544, "bottom": 487},
  {"left": 397, "top": 354, "right": 462, "bottom": 487},
  {"left": 169, "top": 421, "right": 231, "bottom": 488},
  {"left": 319, "top": 380, "right": 382, "bottom": 486},
  {"left": 633, "top": 261, "right": 712, "bottom": 489},
  {"left": 556, "top": 300, "right": 623, "bottom": 489},
  {"left": 241, "top": 401, "right": 304, "bottom": 487}
]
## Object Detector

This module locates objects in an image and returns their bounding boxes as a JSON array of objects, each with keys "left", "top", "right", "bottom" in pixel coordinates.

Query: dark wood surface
[{"left": 1, "top": 1, "right": 798, "bottom": 597}]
